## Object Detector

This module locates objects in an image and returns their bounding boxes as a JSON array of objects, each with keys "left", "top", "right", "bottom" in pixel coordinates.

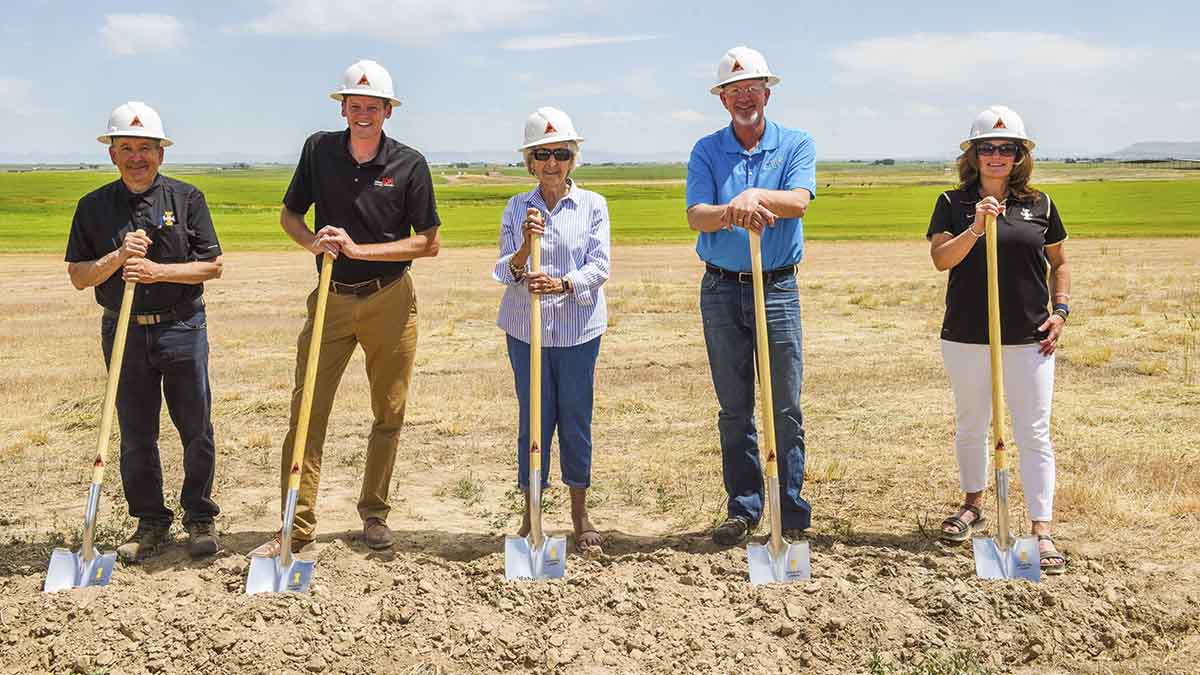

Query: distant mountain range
[
  {"left": 1105, "top": 142, "right": 1200, "bottom": 160},
  {"left": 2, "top": 143, "right": 1196, "bottom": 166}
]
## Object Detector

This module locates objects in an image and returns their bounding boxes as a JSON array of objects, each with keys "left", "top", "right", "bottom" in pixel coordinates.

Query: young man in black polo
[
  {"left": 65, "top": 101, "right": 224, "bottom": 561},
  {"left": 253, "top": 59, "right": 441, "bottom": 556}
]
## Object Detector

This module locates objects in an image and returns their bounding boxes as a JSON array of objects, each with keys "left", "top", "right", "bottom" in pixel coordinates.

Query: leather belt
[
  {"left": 329, "top": 270, "right": 406, "bottom": 297},
  {"left": 705, "top": 263, "right": 797, "bottom": 285},
  {"left": 104, "top": 299, "right": 203, "bottom": 326}
]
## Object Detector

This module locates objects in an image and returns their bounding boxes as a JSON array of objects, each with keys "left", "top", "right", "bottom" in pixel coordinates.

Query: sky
[{"left": 2, "top": 0, "right": 1198, "bottom": 162}]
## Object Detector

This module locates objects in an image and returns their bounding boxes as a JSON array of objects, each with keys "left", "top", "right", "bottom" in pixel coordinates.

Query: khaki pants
[{"left": 279, "top": 273, "right": 418, "bottom": 542}]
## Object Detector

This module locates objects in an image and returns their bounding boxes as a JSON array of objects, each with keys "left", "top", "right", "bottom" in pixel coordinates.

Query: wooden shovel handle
[{"left": 90, "top": 229, "right": 146, "bottom": 486}]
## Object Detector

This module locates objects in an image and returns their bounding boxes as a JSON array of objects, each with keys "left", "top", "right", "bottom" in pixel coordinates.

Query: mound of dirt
[{"left": 2, "top": 535, "right": 1197, "bottom": 674}]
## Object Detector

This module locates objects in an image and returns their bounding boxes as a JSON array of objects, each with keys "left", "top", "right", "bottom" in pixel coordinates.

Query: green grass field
[{"left": 1, "top": 164, "right": 1196, "bottom": 252}]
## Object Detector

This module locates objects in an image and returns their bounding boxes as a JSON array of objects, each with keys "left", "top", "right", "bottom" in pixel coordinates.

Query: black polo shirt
[
  {"left": 65, "top": 174, "right": 222, "bottom": 313},
  {"left": 926, "top": 187, "right": 1067, "bottom": 345},
  {"left": 283, "top": 129, "right": 441, "bottom": 284}
]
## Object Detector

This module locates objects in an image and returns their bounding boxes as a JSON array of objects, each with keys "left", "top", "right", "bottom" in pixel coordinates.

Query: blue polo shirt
[{"left": 686, "top": 119, "right": 816, "bottom": 272}]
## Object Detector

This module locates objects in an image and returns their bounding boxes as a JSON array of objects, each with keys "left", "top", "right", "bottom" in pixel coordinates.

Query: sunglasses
[
  {"left": 531, "top": 148, "right": 574, "bottom": 162},
  {"left": 976, "top": 142, "right": 1021, "bottom": 157}
]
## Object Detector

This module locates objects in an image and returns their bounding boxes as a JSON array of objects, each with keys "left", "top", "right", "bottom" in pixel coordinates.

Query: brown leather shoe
[{"left": 363, "top": 517, "right": 394, "bottom": 550}]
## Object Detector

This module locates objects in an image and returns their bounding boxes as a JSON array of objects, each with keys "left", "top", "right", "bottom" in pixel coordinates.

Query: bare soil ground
[{"left": 1, "top": 240, "right": 1198, "bottom": 675}]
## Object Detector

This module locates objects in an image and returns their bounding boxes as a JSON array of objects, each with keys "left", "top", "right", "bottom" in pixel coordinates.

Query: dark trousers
[
  {"left": 101, "top": 307, "right": 219, "bottom": 526},
  {"left": 699, "top": 271, "right": 811, "bottom": 530}
]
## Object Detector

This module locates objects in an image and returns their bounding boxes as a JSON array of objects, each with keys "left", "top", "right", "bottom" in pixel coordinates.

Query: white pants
[{"left": 940, "top": 340, "right": 1056, "bottom": 521}]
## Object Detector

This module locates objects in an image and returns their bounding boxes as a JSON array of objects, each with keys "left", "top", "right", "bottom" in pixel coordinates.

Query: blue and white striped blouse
[{"left": 492, "top": 180, "right": 611, "bottom": 347}]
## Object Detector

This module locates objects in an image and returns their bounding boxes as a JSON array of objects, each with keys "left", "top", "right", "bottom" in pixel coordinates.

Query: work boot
[
  {"left": 116, "top": 520, "right": 170, "bottom": 563},
  {"left": 185, "top": 520, "right": 221, "bottom": 558},
  {"left": 363, "top": 517, "right": 394, "bottom": 550}
]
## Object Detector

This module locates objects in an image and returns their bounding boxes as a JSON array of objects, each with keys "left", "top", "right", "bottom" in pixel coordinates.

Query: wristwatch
[
  {"left": 1052, "top": 303, "right": 1070, "bottom": 321},
  {"left": 561, "top": 277, "right": 572, "bottom": 294}
]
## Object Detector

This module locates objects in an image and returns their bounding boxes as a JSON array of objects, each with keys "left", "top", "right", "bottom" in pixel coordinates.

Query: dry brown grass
[{"left": 1, "top": 238, "right": 1198, "bottom": 564}]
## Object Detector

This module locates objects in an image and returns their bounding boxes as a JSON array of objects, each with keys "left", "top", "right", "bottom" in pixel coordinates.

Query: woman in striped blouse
[{"left": 492, "top": 107, "right": 612, "bottom": 551}]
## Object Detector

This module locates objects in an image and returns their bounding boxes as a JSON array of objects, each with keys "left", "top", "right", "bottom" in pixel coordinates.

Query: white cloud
[
  {"left": 671, "top": 109, "right": 707, "bottom": 122},
  {"left": 535, "top": 82, "right": 609, "bottom": 98},
  {"left": 499, "top": 33, "right": 663, "bottom": 52},
  {"left": 830, "top": 32, "right": 1138, "bottom": 88},
  {"left": 0, "top": 78, "right": 33, "bottom": 116},
  {"left": 101, "top": 13, "right": 186, "bottom": 56},
  {"left": 245, "top": 0, "right": 553, "bottom": 39}
]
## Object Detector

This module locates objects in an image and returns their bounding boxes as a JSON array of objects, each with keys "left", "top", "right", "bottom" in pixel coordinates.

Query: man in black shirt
[
  {"left": 65, "top": 101, "right": 224, "bottom": 561},
  {"left": 254, "top": 60, "right": 441, "bottom": 556}
]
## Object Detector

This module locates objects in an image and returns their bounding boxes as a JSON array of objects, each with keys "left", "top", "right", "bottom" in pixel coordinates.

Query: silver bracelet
[{"left": 967, "top": 226, "right": 984, "bottom": 238}]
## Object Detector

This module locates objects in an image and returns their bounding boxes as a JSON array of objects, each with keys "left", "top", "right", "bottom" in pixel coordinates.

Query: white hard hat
[
  {"left": 960, "top": 105, "right": 1035, "bottom": 151},
  {"left": 96, "top": 101, "right": 173, "bottom": 147},
  {"left": 519, "top": 107, "right": 584, "bottom": 151},
  {"left": 329, "top": 59, "right": 402, "bottom": 107},
  {"left": 710, "top": 46, "right": 780, "bottom": 95}
]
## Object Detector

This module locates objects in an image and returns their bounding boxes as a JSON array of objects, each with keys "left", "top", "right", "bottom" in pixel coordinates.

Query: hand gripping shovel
[
  {"left": 246, "top": 252, "right": 335, "bottom": 594},
  {"left": 505, "top": 218, "right": 567, "bottom": 580},
  {"left": 45, "top": 229, "right": 147, "bottom": 592},
  {"left": 972, "top": 213, "right": 1040, "bottom": 582},
  {"left": 745, "top": 230, "right": 811, "bottom": 585}
]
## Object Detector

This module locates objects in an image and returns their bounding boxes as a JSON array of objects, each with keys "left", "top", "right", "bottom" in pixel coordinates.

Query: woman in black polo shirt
[{"left": 926, "top": 105, "right": 1070, "bottom": 575}]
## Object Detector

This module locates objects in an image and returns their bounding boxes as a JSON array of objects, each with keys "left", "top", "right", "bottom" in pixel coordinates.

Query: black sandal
[
  {"left": 712, "top": 516, "right": 754, "bottom": 546},
  {"left": 1037, "top": 535, "right": 1067, "bottom": 575},
  {"left": 939, "top": 504, "right": 987, "bottom": 544}
]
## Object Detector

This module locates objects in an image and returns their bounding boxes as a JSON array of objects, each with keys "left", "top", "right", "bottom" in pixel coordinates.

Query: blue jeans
[
  {"left": 506, "top": 334, "right": 601, "bottom": 491},
  {"left": 101, "top": 307, "right": 219, "bottom": 526},
  {"left": 700, "top": 271, "right": 811, "bottom": 530}
]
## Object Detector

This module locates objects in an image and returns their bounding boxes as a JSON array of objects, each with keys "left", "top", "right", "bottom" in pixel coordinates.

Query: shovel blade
[
  {"left": 245, "top": 554, "right": 316, "bottom": 594},
  {"left": 747, "top": 540, "right": 812, "bottom": 585},
  {"left": 504, "top": 534, "right": 567, "bottom": 581},
  {"left": 972, "top": 535, "right": 1040, "bottom": 582},
  {"left": 44, "top": 548, "right": 116, "bottom": 593}
]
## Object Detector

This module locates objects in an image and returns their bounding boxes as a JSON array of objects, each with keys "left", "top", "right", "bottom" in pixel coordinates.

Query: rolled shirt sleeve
[
  {"left": 564, "top": 196, "right": 611, "bottom": 307},
  {"left": 493, "top": 196, "right": 526, "bottom": 285}
]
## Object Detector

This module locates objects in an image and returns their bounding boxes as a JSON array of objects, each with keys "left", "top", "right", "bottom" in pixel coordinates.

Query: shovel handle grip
[
  {"left": 528, "top": 229, "right": 542, "bottom": 473},
  {"left": 287, "top": 252, "right": 335, "bottom": 490},
  {"left": 90, "top": 228, "right": 147, "bottom": 485},
  {"left": 748, "top": 230, "right": 778, "bottom": 478},
  {"left": 983, "top": 213, "right": 1007, "bottom": 470}
]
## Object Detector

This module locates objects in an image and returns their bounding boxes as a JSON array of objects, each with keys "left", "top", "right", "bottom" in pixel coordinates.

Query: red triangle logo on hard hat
[
  {"left": 544, "top": 121, "right": 557, "bottom": 134},
  {"left": 731, "top": 59, "right": 744, "bottom": 72},
  {"left": 130, "top": 116, "right": 143, "bottom": 128},
  {"left": 993, "top": 117, "right": 1007, "bottom": 129},
  {"left": 357, "top": 74, "right": 371, "bottom": 86}
]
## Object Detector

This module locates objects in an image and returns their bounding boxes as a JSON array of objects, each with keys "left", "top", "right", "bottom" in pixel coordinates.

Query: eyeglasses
[
  {"left": 976, "top": 142, "right": 1021, "bottom": 157},
  {"left": 531, "top": 148, "right": 574, "bottom": 162},
  {"left": 723, "top": 84, "right": 767, "bottom": 98}
]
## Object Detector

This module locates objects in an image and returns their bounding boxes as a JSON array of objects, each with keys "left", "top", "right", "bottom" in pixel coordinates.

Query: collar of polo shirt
[{"left": 720, "top": 118, "right": 781, "bottom": 155}]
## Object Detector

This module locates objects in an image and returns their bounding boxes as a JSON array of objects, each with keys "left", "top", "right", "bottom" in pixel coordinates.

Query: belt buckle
[
  {"left": 737, "top": 271, "right": 753, "bottom": 284},
  {"left": 134, "top": 313, "right": 158, "bottom": 326}
]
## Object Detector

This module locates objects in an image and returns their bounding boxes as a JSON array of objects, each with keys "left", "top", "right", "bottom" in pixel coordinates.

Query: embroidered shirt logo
[
  {"left": 764, "top": 158, "right": 783, "bottom": 170},
  {"left": 1020, "top": 207, "right": 1033, "bottom": 221},
  {"left": 373, "top": 176, "right": 394, "bottom": 188},
  {"left": 162, "top": 211, "right": 175, "bottom": 228}
]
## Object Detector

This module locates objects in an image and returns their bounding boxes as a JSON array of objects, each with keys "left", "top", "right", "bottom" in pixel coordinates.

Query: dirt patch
[{"left": 2, "top": 241, "right": 1199, "bottom": 674}]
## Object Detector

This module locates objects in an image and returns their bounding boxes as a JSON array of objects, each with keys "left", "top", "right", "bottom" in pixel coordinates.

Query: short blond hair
[{"left": 523, "top": 140, "right": 581, "bottom": 176}]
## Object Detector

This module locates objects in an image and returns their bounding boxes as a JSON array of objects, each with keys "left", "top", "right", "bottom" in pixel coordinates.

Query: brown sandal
[
  {"left": 1037, "top": 535, "right": 1067, "bottom": 575},
  {"left": 940, "top": 504, "right": 987, "bottom": 543}
]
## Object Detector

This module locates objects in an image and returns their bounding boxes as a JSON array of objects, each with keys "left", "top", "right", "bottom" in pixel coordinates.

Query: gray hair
[{"left": 523, "top": 140, "right": 581, "bottom": 176}]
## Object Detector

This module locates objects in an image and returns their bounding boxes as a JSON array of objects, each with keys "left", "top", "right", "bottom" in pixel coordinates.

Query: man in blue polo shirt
[{"left": 685, "top": 45, "right": 816, "bottom": 546}]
